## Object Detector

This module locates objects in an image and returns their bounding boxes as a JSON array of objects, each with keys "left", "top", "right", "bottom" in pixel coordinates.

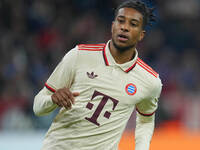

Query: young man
[{"left": 33, "top": 0, "right": 162, "bottom": 150}]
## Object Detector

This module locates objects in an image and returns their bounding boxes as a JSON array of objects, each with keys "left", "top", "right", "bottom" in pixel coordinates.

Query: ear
[{"left": 139, "top": 30, "right": 146, "bottom": 41}]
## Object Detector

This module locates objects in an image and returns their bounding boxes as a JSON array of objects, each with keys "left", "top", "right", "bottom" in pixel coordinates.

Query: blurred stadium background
[{"left": 0, "top": 0, "right": 200, "bottom": 149}]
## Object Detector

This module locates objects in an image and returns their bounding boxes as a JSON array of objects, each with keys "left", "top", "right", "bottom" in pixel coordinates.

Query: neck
[{"left": 109, "top": 40, "right": 136, "bottom": 64}]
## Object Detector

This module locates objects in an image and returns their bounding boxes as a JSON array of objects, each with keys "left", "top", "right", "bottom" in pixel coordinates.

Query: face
[{"left": 111, "top": 7, "right": 145, "bottom": 52}]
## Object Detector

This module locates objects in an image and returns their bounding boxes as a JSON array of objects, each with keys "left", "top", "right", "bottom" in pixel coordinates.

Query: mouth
[{"left": 117, "top": 34, "right": 129, "bottom": 42}]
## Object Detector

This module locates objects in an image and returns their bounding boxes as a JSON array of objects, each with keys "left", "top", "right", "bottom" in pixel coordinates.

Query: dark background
[{"left": 0, "top": 0, "right": 200, "bottom": 134}]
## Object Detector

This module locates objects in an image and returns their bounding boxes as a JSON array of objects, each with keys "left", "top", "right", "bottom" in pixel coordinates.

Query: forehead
[{"left": 116, "top": 7, "right": 143, "bottom": 22}]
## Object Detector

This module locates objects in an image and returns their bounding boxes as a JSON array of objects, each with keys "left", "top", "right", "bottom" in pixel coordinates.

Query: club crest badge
[{"left": 125, "top": 83, "right": 137, "bottom": 95}]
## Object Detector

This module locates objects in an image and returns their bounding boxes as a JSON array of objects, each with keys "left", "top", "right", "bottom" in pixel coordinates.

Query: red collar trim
[
  {"left": 102, "top": 44, "right": 137, "bottom": 72},
  {"left": 102, "top": 42, "right": 137, "bottom": 72},
  {"left": 102, "top": 45, "right": 109, "bottom": 66},
  {"left": 125, "top": 62, "right": 137, "bottom": 73}
]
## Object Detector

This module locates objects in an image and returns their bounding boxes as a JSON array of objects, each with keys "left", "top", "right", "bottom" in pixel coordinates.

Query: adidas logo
[{"left": 87, "top": 72, "right": 98, "bottom": 79}]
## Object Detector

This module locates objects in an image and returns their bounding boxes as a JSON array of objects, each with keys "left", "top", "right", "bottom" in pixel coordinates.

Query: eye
[
  {"left": 131, "top": 22, "right": 137, "bottom": 27},
  {"left": 117, "top": 18, "right": 125, "bottom": 23}
]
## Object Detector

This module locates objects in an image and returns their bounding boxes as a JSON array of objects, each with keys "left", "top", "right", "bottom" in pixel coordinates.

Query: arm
[
  {"left": 135, "top": 77, "right": 162, "bottom": 150},
  {"left": 33, "top": 47, "right": 78, "bottom": 116},
  {"left": 33, "top": 86, "right": 80, "bottom": 116},
  {"left": 33, "top": 87, "right": 57, "bottom": 116},
  {"left": 135, "top": 112, "right": 155, "bottom": 150}
]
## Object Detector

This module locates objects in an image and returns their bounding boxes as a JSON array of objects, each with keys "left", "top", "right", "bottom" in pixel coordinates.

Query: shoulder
[
  {"left": 77, "top": 43, "right": 106, "bottom": 52},
  {"left": 62, "top": 43, "right": 105, "bottom": 61},
  {"left": 62, "top": 43, "right": 106, "bottom": 66},
  {"left": 136, "top": 57, "right": 162, "bottom": 95},
  {"left": 136, "top": 57, "right": 158, "bottom": 78},
  {"left": 77, "top": 43, "right": 106, "bottom": 63}
]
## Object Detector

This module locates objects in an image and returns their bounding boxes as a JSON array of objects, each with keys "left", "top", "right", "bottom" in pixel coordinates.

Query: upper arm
[
  {"left": 136, "top": 77, "right": 162, "bottom": 117},
  {"left": 45, "top": 47, "right": 78, "bottom": 91}
]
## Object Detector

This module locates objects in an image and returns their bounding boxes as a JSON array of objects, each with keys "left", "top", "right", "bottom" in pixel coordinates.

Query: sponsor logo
[{"left": 85, "top": 90, "right": 119, "bottom": 126}]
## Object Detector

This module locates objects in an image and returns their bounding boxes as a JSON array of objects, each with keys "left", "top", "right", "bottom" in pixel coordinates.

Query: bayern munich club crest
[{"left": 125, "top": 83, "right": 137, "bottom": 95}]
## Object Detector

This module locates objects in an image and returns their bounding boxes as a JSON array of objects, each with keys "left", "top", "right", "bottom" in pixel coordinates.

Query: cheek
[
  {"left": 130, "top": 30, "right": 142, "bottom": 40},
  {"left": 112, "top": 26, "right": 117, "bottom": 37}
]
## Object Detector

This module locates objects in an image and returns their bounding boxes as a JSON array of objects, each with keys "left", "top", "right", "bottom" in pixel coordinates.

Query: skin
[
  {"left": 52, "top": 7, "right": 146, "bottom": 109},
  {"left": 110, "top": 7, "right": 145, "bottom": 64},
  {"left": 51, "top": 87, "right": 79, "bottom": 109}
]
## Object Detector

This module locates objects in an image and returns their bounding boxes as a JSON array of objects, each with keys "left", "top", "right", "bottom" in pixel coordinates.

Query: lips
[{"left": 117, "top": 34, "right": 129, "bottom": 42}]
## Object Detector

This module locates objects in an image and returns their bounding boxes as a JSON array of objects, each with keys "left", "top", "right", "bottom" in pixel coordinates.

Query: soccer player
[{"left": 33, "top": 0, "right": 162, "bottom": 150}]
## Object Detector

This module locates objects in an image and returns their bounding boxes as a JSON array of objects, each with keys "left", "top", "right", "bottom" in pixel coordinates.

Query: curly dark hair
[{"left": 115, "top": 0, "right": 156, "bottom": 29}]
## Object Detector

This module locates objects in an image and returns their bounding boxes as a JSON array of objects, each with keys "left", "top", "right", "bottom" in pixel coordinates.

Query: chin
[{"left": 113, "top": 40, "right": 134, "bottom": 52}]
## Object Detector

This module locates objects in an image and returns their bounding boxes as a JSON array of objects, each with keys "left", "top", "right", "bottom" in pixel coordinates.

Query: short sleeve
[
  {"left": 45, "top": 47, "right": 78, "bottom": 91},
  {"left": 136, "top": 77, "right": 162, "bottom": 116}
]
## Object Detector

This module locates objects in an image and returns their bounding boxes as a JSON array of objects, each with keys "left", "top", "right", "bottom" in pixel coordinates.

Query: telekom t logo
[{"left": 85, "top": 90, "right": 119, "bottom": 126}]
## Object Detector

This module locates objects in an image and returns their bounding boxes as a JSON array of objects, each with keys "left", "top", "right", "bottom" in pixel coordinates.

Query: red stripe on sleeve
[
  {"left": 45, "top": 83, "right": 56, "bottom": 93},
  {"left": 136, "top": 107, "right": 155, "bottom": 116}
]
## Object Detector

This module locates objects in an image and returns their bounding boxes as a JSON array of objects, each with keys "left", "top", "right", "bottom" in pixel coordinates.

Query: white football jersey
[{"left": 34, "top": 41, "right": 162, "bottom": 150}]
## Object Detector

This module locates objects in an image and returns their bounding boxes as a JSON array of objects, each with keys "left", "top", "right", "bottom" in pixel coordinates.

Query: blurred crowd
[{"left": 0, "top": 0, "right": 200, "bottom": 131}]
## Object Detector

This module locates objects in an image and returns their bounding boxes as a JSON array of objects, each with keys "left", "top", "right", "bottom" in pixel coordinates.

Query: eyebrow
[{"left": 117, "top": 15, "right": 140, "bottom": 23}]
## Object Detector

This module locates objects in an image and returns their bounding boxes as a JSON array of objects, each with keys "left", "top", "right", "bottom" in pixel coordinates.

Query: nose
[{"left": 121, "top": 23, "right": 129, "bottom": 32}]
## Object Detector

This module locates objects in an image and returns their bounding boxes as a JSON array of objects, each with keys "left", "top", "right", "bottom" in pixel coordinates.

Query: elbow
[
  {"left": 33, "top": 106, "right": 43, "bottom": 117},
  {"left": 33, "top": 95, "right": 45, "bottom": 116},
  {"left": 33, "top": 93, "right": 56, "bottom": 116}
]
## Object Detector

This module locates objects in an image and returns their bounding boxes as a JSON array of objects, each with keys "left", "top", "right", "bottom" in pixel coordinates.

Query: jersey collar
[{"left": 103, "top": 40, "right": 138, "bottom": 73}]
